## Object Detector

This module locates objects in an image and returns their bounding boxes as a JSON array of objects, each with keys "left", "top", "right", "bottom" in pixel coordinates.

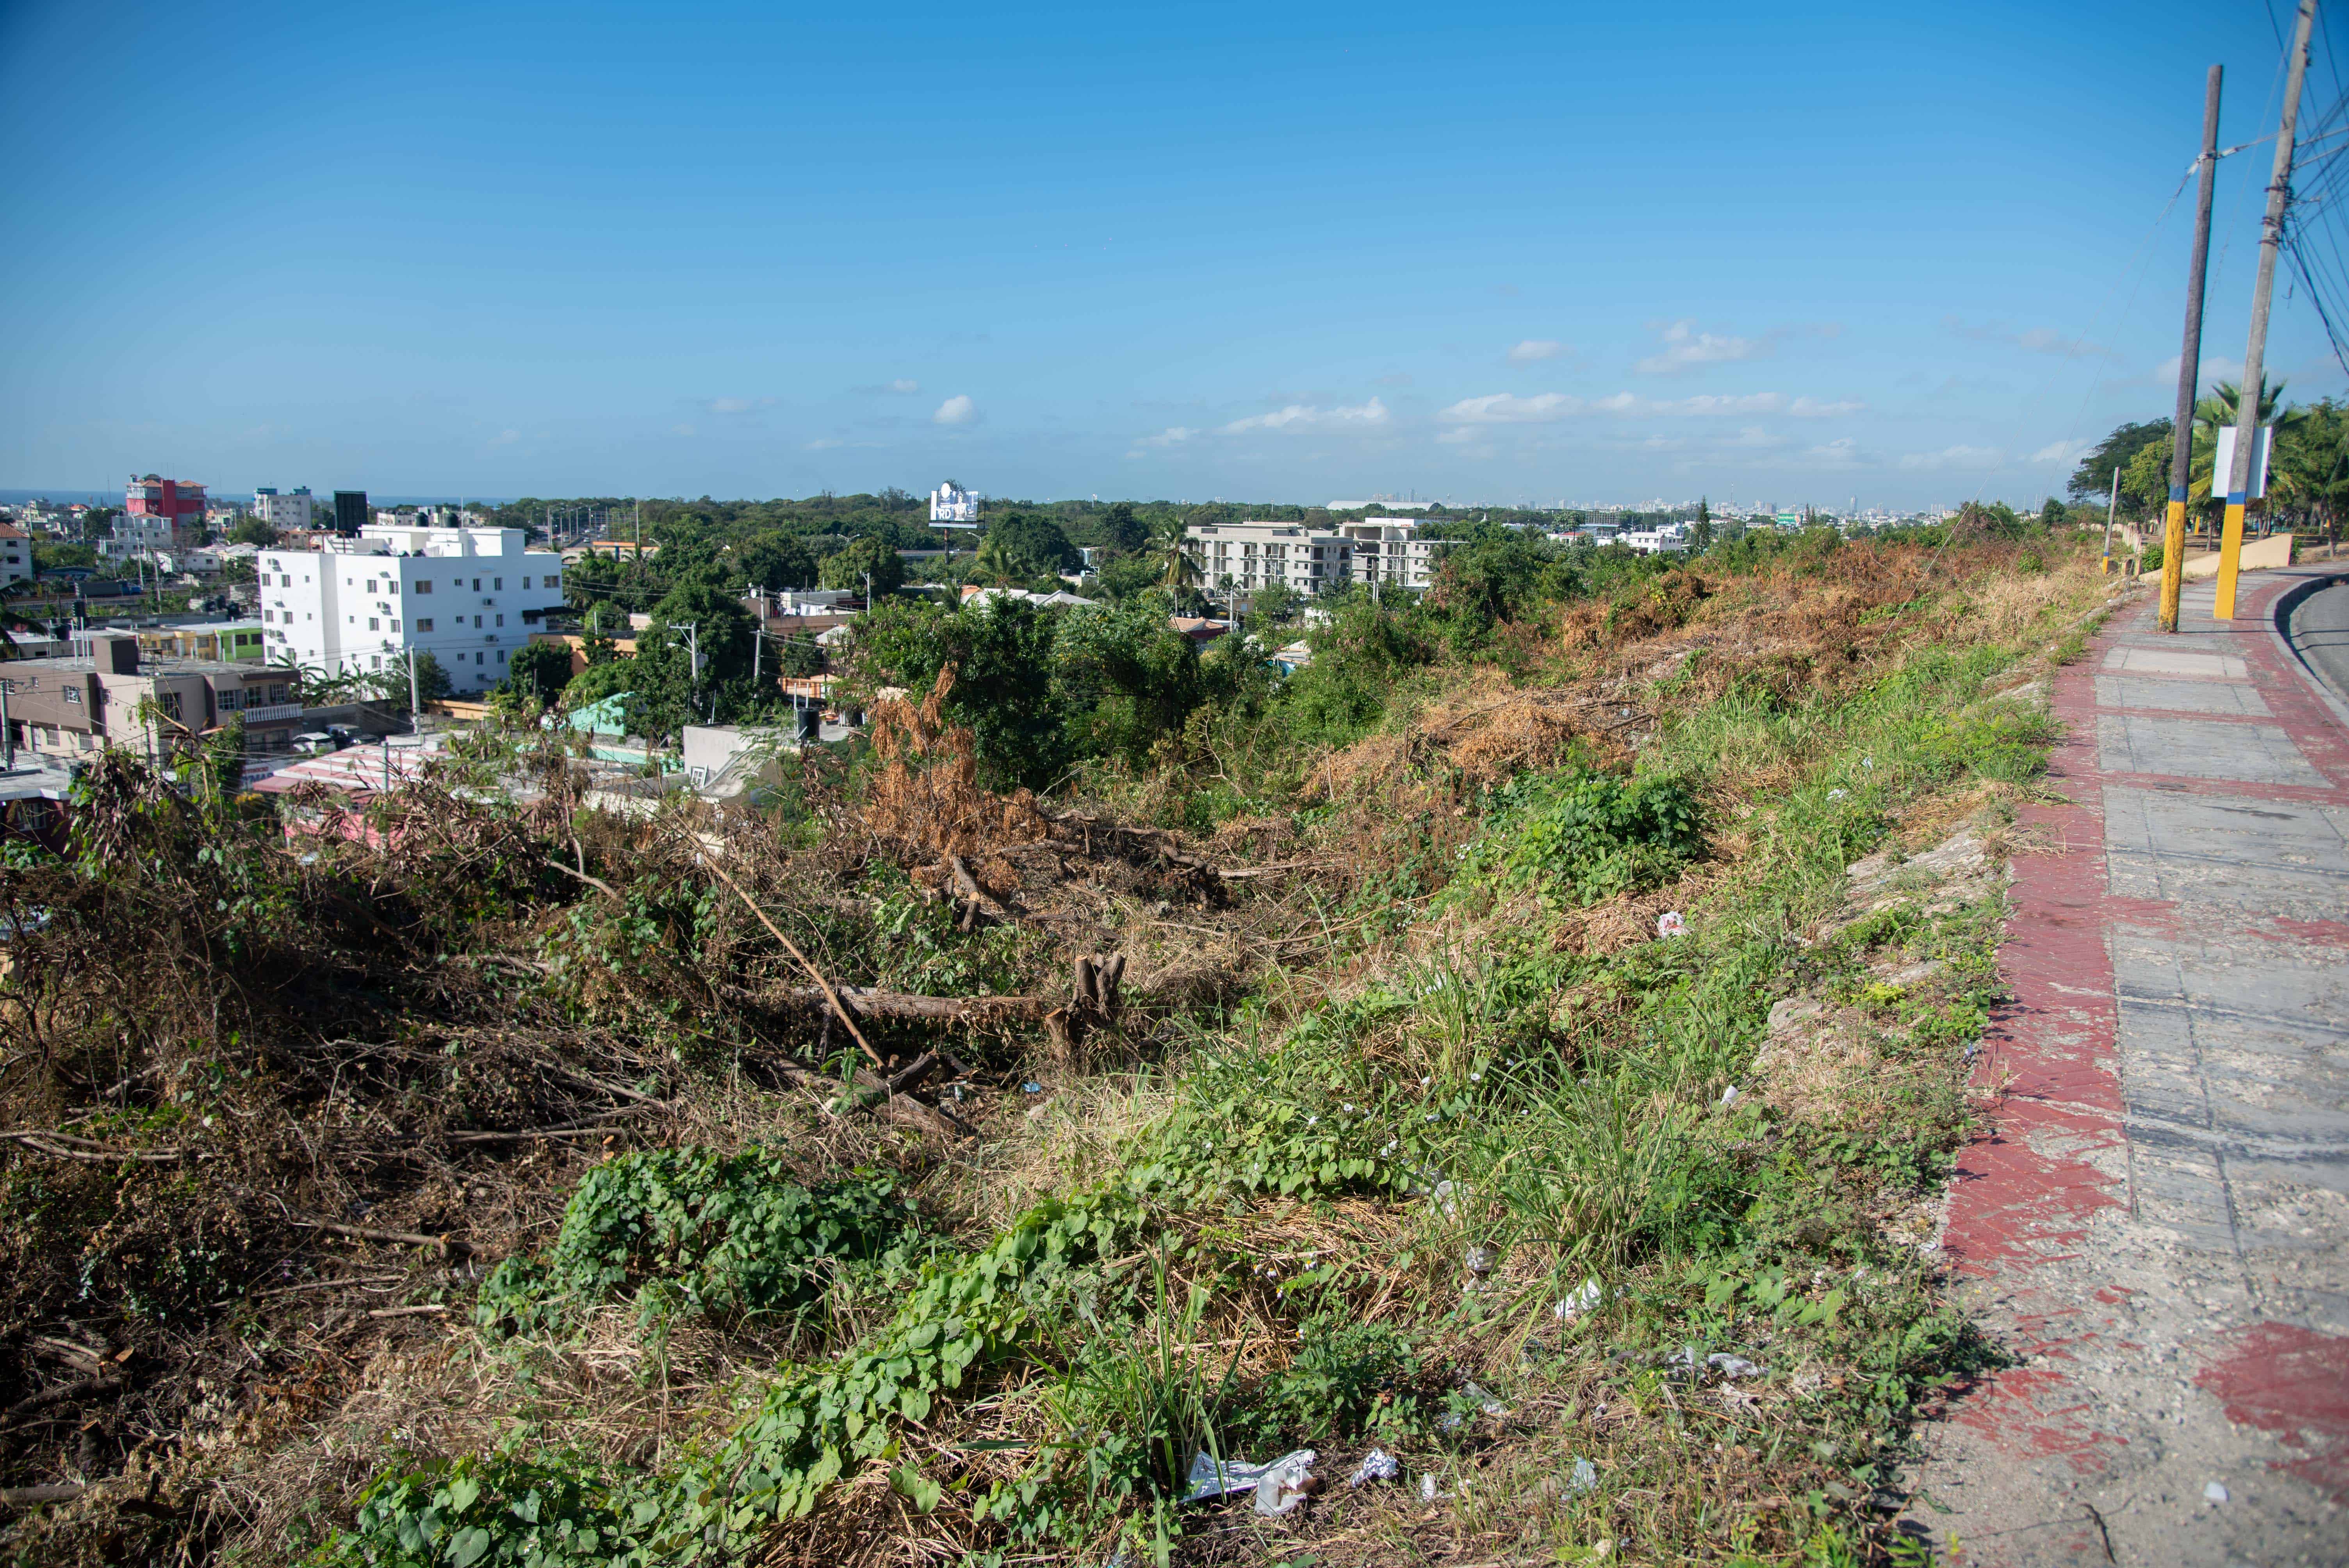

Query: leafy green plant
[
  {"left": 1242, "top": 1312, "right": 1421, "bottom": 1445},
  {"left": 475, "top": 1147, "right": 914, "bottom": 1336},
  {"left": 1454, "top": 769, "right": 1704, "bottom": 908},
  {"left": 314, "top": 1450, "right": 650, "bottom": 1568}
]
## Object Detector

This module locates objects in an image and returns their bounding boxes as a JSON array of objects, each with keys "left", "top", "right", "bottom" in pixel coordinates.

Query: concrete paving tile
[
  {"left": 2095, "top": 713, "right": 2328, "bottom": 784},
  {"left": 2102, "top": 785, "right": 2349, "bottom": 918},
  {"left": 2094, "top": 674, "right": 2273, "bottom": 715},
  {"left": 2102, "top": 646, "right": 2251, "bottom": 679}
]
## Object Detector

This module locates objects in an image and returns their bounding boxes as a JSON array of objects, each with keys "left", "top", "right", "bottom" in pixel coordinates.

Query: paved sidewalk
[{"left": 1912, "top": 568, "right": 2349, "bottom": 1566}]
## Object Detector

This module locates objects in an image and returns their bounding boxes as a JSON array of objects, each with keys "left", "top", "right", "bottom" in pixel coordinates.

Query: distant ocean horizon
[{"left": 0, "top": 488, "right": 517, "bottom": 508}]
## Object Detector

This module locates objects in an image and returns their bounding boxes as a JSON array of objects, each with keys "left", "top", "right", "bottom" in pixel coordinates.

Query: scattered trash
[
  {"left": 1348, "top": 1449, "right": 1400, "bottom": 1488},
  {"left": 1706, "top": 1353, "right": 1764, "bottom": 1379},
  {"left": 1656, "top": 911, "right": 1688, "bottom": 938},
  {"left": 1827, "top": 788, "right": 1846, "bottom": 801},
  {"left": 1419, "top": 1473, "right": 1452, "bottom": 1502},
  {"left": 1020, "top": 1081, "right": 1044, "bottom": 1094},
  {"left": 1465, "top": 1244, "right": 1500, "bottom": 1277},
  {"left": 1862, "top": 756, "right": 1875, "bottom": 770},
  {"left": 1554, "top": 1278, "right": 1603, "bottom": 1322},
  {"left": 2204, "top": 1480, "right": 2229, "bottom": 1504},
  {"left": 1718, "top": 1085, "right": 1740, "bottom": 1108},
  {"left": 1182, "top": 1449, "right": 1318, "bottom": 1515},
  {"left": 1570, "top": 1456, "right": 1598, "bottom": 1495}
]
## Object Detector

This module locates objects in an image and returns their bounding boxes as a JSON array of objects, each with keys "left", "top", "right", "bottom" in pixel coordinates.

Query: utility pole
[
  {"left": 2104, "top": 463, "right": 2121, "bottom": 575},
  {"left": 2219, "top": 0, "right": 2317, "bottom": 622},
  {"left": 1, "top": 677, "right": 14, "bottom": 772},
  {"left": 407, "top": 644, "right": 421, "bottom": 729},
  {"left": 2160, "top": 63, "right": 2226, "bottom": 632}
]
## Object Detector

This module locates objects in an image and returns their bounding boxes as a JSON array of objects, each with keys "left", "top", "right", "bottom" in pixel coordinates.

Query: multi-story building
[
  {"left": 1338, "top": 519, "right": 1442, "bottom": 590},
  {"left": 2, "top": 633, "right": 308, "bottom": 761},
  {"left": 124, "top": 475, "right": 207, "bottom": 548},
  {"left": 0, "top": 523, "right": 28, "bottom": 586},
  {"left": 257, "top": 524, "right": 566, "bottom": 694},
  {"left": 253, "top": 487, "right": 316, "bottom": 530},
  {"left": 1183, "top": 520, "right": 1355, "bottom": 597}
]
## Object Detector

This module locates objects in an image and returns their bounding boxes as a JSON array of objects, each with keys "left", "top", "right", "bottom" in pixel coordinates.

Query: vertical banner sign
[{"left": 2212, "top": 425, "right": 2272, "bottom": 502}]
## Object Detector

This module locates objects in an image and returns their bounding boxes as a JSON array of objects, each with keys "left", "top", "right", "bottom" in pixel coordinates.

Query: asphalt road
[{"left": 2286, "top": 574, "right": 2349, "bottom": 709}]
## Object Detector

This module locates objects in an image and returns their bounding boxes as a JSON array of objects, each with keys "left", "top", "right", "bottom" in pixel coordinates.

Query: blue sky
[{"left": 3, "top": 0, "right": 2344, "bottom": 509}]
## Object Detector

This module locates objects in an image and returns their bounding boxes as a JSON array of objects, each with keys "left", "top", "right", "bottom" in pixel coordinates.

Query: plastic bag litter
[
  {"left": 1464, "top": 1244, "right": 1500, "bottom": 1276},
  {"left": 1706, "top": 1353, "right": 1764, "bottom": 1379},
  {"left": 1182, "top": 1449, "right": 1317, "bottom": 1515},
  {"left": 1554, "top": 1278, "right": 1603, "bottom": 1321},
  {"left": 1439, "top": 1381, "right": 1510, "bottom": 1430},
  {"left": 1420, "top": 1474, "right": 1453, "bottom": 1502},
  {"left": 1827, "top": 788, "right": 1847, "bottom": 801},
  {"left": 1570, "top": 1456, "right": 1598, "bottom": 1495},
  {"left": 1348, "top": 1449, "right": 1401, "bottom": 1487},
  {"left": 1718, "top": 1085, "right": 1740, "bottom": 1107},
  {"left": 1656, "top": 911, "right": 1688, "bottom": 938}
]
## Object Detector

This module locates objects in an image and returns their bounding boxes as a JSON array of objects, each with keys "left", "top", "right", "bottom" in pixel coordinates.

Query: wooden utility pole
[
  {"left": 2219, "top": 0, "right": 2317, "bottom": 621},
  {"left": 2160, "top": 64, "right": 2226, "bottom": 632}
]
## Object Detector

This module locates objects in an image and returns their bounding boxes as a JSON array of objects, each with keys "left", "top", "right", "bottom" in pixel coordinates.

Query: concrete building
[
  {"left": 1338, "top": 518, "right": 1442, "bottom": 590},
  {"left": 257, "top": 524, "right": 566, "bottom": 694},
  {"left": 1, "top": 633, "right": 308, "bottom": 761},
  {"left": 1183, "top": 520, "right": 1356, "bottom": 597},
  {"left": 253, "top": 487, "right": 316, "bottom": 530},
  {"left": 135, "top": 621, "right": 268, "bottom": 663},
  {"left": 0, "top": 523, "right": 28, "bottom": 586},
  {"left": 125, "top": 475, "right": 207, "bottom": 548}
]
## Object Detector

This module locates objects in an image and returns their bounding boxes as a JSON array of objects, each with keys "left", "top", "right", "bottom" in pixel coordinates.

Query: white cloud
[
  {"left": 1635, "top": 320, "right": 1762, "bottom": 375},
  {"left": 704, "top": 396, "right": 778, "bottom": 415},
  {"left": 671, "top": 423, "right": 696, "bottom": 437},
  {"left": 888, "top": 378, "right": 920, "bottom": 394},
  {"left": 1795, "top": 438, "right": 1866, "bottom": 469},
  {"left": 2028, "top": 438, "right": 2094, "bottom": 465},
  {"left": 2152, "top": 353, "right": 2243, "bottom": 388},
  {"left": 1439, "top": 390, "right": 1861, "bottom": 423},
  {"left": 1945, "top": 316, "right": 2115, "bottom": 361},
  {"left": 805, "top": 436, "right": 845, "bottom": 450},
  {"left": 933, "top": 394, "right": 978, "bottom": 426},
  {"left": 1219, "top": 397, "right": 1390, "bottom": 434},
  {"left": 1508, "top": 338, "right": 1567, "bottom": 365},
  {"left": 487, "top": 429, "right": 520, "bottom": 447},
  {"left": 1137, "top": 426, "right": 1199, "bottom": 448},
  {"left": 1897, "top": 444, "right": 2005, "bottom": 471}
]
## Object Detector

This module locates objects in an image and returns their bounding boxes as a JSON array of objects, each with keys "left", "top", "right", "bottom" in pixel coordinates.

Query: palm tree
[
  {"left": 1150, "top": 515, "right": 1201, "bottom": 594},
  {"left": 2189, "top": 378, "right": 2309, "bottom": 519}
]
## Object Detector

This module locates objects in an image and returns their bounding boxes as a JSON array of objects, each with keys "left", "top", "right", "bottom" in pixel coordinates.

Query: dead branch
[
  {"left": 292, "top": 1219, "right": 472, "bottom": 1256},
  {"left": 683, "top": 839, "right": 885, "bottom": 1069}
]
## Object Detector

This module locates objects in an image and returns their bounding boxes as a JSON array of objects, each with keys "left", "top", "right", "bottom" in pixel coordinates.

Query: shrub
[
  {"left": 1456, "top": 769, "right": 1705, "bottom": 907},
  {"left": 475, "top": 1147, "right": 914, "bottom": 1335}
]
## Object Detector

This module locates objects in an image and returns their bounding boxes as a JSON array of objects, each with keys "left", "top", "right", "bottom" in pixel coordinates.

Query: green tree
[
  {"left": 504, "top": 640, "right": 577, "bottom": 708},
  {"left": 1692, "top": 497, "right": 1714, "bottom": 551},
  {"left": 847, "top": 597, "right": 1071, "bottom": 789},
  {"left": 1052, "top": 597, "right": 1207, "bottom": 766},
  {"left": 1100, "top": 502, "right": 1147, "bottom": 552},
  {"left": 1150, "top": 514, "right": 1201, "bottom": 597},
  {"left": 2068, "top": 419, "right": 2171, "bottom": 503},
  {"left": 732, "top": 532, "right": 819, "bottom": 593},
  {"left": 229, "top": 517, "right": 278, "bottom": 547},
  {"left": 820, "top": 536, "right": 906, "bottom": 597}
]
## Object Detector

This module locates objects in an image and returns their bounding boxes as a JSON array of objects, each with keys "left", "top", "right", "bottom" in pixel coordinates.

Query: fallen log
[{"left": 785, "top": 985, "right": 1051, "bottom": 1024}]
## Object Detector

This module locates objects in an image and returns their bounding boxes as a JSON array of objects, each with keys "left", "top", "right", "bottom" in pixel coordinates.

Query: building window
[
  {"left": 365, "top": 579, "right": 377, "bottom": 593},
  {"left": 159, "top": 692, "right": 182, "bottom": 720},
  {"left": 495, "top": 614, "right": 503, "bottom": 627},
  {"left": 387, "top": 581, "right": 398, "bottom": 596},
  {"left": 217, "top": 687, "right": 241, "bottom": 711},
  {"left": 62, "top": 686, "right": 80, "bottom": 706},
  {"left": 493, "top": 577, "right": 503, "bottom": 590},
  {"left": 546, "top": 573, "right": 558, "bottom": 588},
  {"left": 414, "top": 580, "right": 431, "bottom": 594},
  {"left": 497, "top": 649, "right": 507, "bottom": 662},
  {"left": 269, "top": 684, "right": 288, "bottom": 704},
  {"left": 471, "top": 578, "right": 481, "bottom": 592},
  {"left": 390, "top": 620, "right": 401, "bottom": 633},
  {"left": 416, "top": 618, "right": 434, "bottom": 632},
  {"left": 368, "top": 618, "right": 379, "bottom": 631}
]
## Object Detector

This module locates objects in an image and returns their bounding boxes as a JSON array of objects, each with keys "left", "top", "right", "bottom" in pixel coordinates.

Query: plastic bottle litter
[
  {"left": 1554, "top": 1278, "right": 1603, "bottom": 1322},
  {"left": 1657, "top": 911, "right": 1688, "bottom": 938},
  {"left": 1348, "top": 1449, "right": 1400, "bottom": 1488},
  {"left": 1182, "top": 1449, "right": 1317, "bottom": 1515}
]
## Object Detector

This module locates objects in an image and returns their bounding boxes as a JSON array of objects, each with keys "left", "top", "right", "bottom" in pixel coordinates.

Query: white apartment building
[
  {"left": 256, "top": 525, "right": 566, "bottom": 694},
  {"left": 1338, "top": 519, "right": 1442, "bottom": 590},
  {"left": 1184, "top": 520, "right": 1355, "bottom": 597},
  {"left": 253, "top": 487, "right": 315, "bottom": 529},
  {"left": 0, "top": 523, "right": 29, "bottom": 586}
]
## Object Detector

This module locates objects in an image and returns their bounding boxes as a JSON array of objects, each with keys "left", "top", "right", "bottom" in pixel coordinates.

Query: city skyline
[{"left": 3, "top": 0, "right": 2342, "bottom": 507}]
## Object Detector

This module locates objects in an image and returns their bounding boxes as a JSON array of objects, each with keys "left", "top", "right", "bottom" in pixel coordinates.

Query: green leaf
[
  {"left": 891, "top": 1463, "right": 944, "bottom": 1514},
  {"left": 446, "top": 1475, "right": 481, "bottom": 1514},
  {"left": 448, "top": 1525, "right": 492, "bottom": 1567}
]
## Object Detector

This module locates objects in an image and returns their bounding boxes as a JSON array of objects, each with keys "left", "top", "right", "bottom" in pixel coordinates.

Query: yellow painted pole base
[
  {"left": 2214, "top": 502, "right": 2247, "bottom": 621},
  {"left": 2157, "top": 500, "right": 2190, "bottom": 633}
]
